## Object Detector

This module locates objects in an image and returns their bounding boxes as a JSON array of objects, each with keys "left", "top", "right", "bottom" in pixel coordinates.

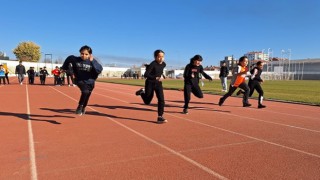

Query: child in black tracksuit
[
  {"left": 236, "top": 61, "right": 266, "bottom": 108},
  {"left": 183, "top": 55, "right": 212, "bottom": 114},
  {"left": 62, "top": 45, "right": 103, "bottom": 115},
  {"left": 135, "top": 49, "right": 167, "bottom": 123}
]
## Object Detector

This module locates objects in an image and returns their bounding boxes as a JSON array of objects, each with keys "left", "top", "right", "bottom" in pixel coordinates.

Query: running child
[
  {"left": 61, "top": 45, "right": 103, "bottom": 116},
  {"left": 135, "top": 49, "right": 167, "bottom": 124},
  {"left": 182, "top": 55, "right": 212, "bottom": 114},
  {"left": 218, "top": 56, "right": 251, "bottom": 107},
  {"left": 236, "top": 61, "right": 266, "bottom": 108}
]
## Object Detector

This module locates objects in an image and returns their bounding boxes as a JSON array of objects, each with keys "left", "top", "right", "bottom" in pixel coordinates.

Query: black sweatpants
[
  {"left": 141, "top": 79, "right": 165, "bottom": 116},
  {"left": 5, "top": 73, "right": 9, "bottom": 84},
  {"left": 249, "top": 80, "right": 264, "bottom": 105},
  {"left": 28, "top": 76, "right": 35, "bottom": 84},
  {"left": 77, "top": 80, "right": 95, "bottom": 108},
  {"left": 221, "top": 82, "right": 250, "bottom": 105},
  {"left": 183, "top": 82, "right": 203, "bottom": 109},
  {"left": 54, "top": 75, "right": 59, "bottom": 85}
]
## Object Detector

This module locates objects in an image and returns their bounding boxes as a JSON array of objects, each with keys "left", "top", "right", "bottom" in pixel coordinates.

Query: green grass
[{"left": 98, "top": 78, "right": 320, "bottom": 106}]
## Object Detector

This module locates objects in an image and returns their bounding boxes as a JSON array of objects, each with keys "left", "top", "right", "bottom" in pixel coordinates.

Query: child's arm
[{"left": 200, "top": 66, "right": 212, "bottom": 81}]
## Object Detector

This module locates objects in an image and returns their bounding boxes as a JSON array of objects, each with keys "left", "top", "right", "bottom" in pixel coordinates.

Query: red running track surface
[{"left": 0, "top": 77, "right": 319, "bottom": 179}]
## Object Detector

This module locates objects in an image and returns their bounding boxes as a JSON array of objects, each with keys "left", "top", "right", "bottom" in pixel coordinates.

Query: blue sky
[{"left": 1, "top": 0, "right": 319, "bottom": 68}]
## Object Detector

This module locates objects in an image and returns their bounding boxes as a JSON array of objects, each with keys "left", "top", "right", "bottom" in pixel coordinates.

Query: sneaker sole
[{"left": 157, "top": 120, "right": 168, "bottom": 124}]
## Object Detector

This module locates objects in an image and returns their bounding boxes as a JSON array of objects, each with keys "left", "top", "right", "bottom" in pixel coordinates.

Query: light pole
[
  {"left": 261, "top": 49, "right": 265, "bottom": 61},
  {"left": 288, "top": 49, "right": 291, "bottom": 79}
]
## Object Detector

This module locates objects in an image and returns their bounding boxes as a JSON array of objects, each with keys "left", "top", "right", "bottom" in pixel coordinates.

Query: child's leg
[
  {"left": 141, "top": 80, "right": 154, "bottom": 105},
  {"left": 221, "top": 85, "right": 236, "bottom": 101},
  {"left": 77, "top": 81, "right": 92, "bottom": 107},
  {"left": 255, "top": 83, "right": 264, "bottom": 105},
  {"left": 191, "top": 84, "right": 203, "bottom": 98},
  {"left": 155, "top": 82, "right": 165, "bottom": 117},
  {"left": 183, "top": 84, "right": 192, "bottom": 109},
  {"left": 5, "top": 73, "right": 9, "bottom": 84},
  {"left": 249, "top": 80, "right": 255, "bottom": 97},
  {"left": 238, "top": 83, "right": 250, "bottom": 105}
]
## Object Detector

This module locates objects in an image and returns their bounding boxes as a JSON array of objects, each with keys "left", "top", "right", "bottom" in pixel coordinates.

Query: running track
[{"left": 1, "top": 78, "right": 319, "bottom": 180}]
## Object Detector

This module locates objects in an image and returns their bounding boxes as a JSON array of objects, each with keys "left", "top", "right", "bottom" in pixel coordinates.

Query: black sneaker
[
  {"left": 157, "top": 116, "right": 168, "bottom": 124},
  {"left": 243, "top": 103, "right": 252, "bottom": 107},
  {"left": 183, "top": 108, "right": 188, "bottom": 114},
  {"left": 236, "top": 90, "right": 243, "bottom": 96},
  {"left": 135, "top": 88, "right": 145, "bottom": 96},
  {"left": 218, "top": 98, "right": 224, "bottom": 106},
  {"left": 75, "top": 105, "right": 84, "bottom": 116},
  {"left": 258, "top": 104, "right": 266, "bottom": 108}
]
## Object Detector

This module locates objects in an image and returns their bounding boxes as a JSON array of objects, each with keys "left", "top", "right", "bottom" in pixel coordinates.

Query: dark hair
[
  {"left": 238, "top": 56, "right": 248, "bottom": 65},
  {"left": 79, "top": 45, "right": 93, "bottom": 54},
  {"left": 190, "top": 54, "right": 203, "bottom": 64},
  {"left": 153, "top": 49, "right": 165, "bottom": 58},
  {"left": 256, "top": 61, "right": 263, "bottom": 66}
]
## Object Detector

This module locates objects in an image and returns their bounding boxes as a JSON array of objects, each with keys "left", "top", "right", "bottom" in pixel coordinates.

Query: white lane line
[
  {"left": 96, "top": 84, "right": 319, "bottom": 120},
  {"left": 26, "top": 85, "right": 38, "bottom": 180},
  {"left": 93, "top": 89, "right": 320, "bottom": 159},
  {"left": 96, "top": 86, "right": 320, "bottom": 133},
  {"left": 168, "top": 113, "right": 320, "bottom": 159},
  {"left": 51, "top": 87, "right": 228, "bottom": 180}
]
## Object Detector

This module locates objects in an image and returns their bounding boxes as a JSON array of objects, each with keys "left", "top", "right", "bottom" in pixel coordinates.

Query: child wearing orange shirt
[{"left": 218, "top": 56, "right": 251, "bottom": 107}]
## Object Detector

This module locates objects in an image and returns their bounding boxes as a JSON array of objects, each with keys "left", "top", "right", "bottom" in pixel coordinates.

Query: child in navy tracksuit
[
  {"left": 135, "top": 49, "right": 167, "bottom": 123},
  {"left": 182, "top": 55, "right": 212, "bottom": 114},
  {"left": 62, "top": 45, "right": 103, "bottom": 115}
]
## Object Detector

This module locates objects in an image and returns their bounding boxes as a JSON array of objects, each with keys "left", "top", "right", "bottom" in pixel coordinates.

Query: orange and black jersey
[{"left": 230, "top": 65, "right": 248, "bottom": 87}]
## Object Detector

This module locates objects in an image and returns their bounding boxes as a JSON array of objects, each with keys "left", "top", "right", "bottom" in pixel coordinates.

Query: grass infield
[{"left": 98, "top": 78, "right": 320, "bottom": 106}]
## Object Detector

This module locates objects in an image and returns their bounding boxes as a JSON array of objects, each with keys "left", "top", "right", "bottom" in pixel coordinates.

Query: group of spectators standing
[
  {"left": 51, "top": 63, "right": 76, "bottom": 86},
  {"left": 2, "top": 60, "right": 75, "bottom": 86}
]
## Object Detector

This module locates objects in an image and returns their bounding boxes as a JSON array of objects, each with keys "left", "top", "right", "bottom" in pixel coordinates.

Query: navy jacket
[{"left": 62, "top": 55, "right": 103, "bottom": 84}]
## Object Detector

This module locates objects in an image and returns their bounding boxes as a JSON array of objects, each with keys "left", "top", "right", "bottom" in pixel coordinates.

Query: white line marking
[
  {"left": 51, "top": 87, "right": 228, "bottom": 179},
  {"left": 98, "top": 86, "right": 320, "bottom": 133},
  {"left": 167, "top": 113, "right": 320, "bottom": 159},
  {"left": 93, "top": 88, "right": 320, "bottom": 159},
  {"left": 109, "top": 117, "right": 228, "bottom": 180},
  {"left": 26, "top": 85, "right": 38, "bottom": 180}
]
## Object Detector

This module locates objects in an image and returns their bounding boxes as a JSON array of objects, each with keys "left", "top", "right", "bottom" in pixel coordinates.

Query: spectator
[{"left": 15, "top": 61, "right": 26, "bottom": 85}]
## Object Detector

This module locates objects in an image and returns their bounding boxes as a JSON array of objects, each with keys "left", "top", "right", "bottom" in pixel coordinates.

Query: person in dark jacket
[
  {"left": 39, "top": 67, "right": 49, "bottom": 85},
  {"left": 15, "top": 61, "right": 26, "bottom": 85},
  {"left": 182, "top": 55, "right": 212, "bottom": 114},
  {"left": 236, "top": 61, "right": 266, "bottom": 108},
  {"left": 61, "top": 45, "right": 103, "bottom": 115},
  {"left": 66, "top": 62, "right": 75, "bottom": 86},
  {"left": 219, "top": 62, "right": 229, "bottom": 92},
  {"left": 27, "top": 67, "right": 35, "bottom": 84},
  {"left": 135, "top": 49, "right": 167, "bottom": 123}
]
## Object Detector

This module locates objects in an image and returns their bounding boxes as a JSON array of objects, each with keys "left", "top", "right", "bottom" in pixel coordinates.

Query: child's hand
[
  {"left": 89, "top": 55, "right": 94, "bottom": 61},
  {"left": 156, "top": 76, "right": 164, "bottom": 81}
]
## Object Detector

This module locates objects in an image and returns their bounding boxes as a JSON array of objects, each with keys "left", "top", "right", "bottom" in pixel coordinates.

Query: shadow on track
[{"left": 0, "top": 111, "right": 69, "bottom": 124}]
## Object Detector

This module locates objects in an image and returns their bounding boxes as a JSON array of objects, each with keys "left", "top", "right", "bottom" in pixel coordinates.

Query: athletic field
[{"left": 1, "top": 77, "right": 319, "bottom": 179}]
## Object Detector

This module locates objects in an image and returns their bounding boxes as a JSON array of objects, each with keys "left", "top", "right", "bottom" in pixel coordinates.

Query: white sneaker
[
  {"left": 68, "top": 84, "right": 71, "bottom": 87},
  {"left": 20, "top": 82, "right": 22, "bottom": 85}
]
